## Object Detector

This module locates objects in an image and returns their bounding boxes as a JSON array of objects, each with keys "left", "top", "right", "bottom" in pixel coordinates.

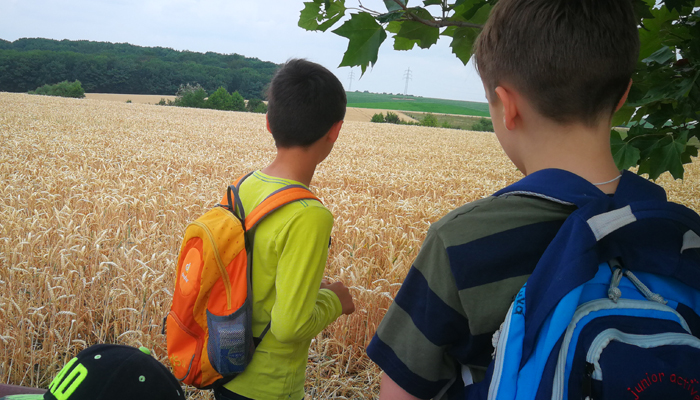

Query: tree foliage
[
  {"left": 371, "top": 112, "right": 386, "bottom": 122},
  {"left": 300, "top": 0, "right": 700, "bottom": 179},
  {"left": 230, "top": 91, "right": 246, "bottom": 112},
  {"left": 420, "top": 113, "right": 438, "bottom": 127},
  {"left": 173, "top": 83, "right": 207, "bottom": 108},
  {"left": 0, "top": 38, "right": 277, "bottom": 99},
  {"left": 385, "top": 111, "right": 401, "bottom": 124},
  {"left": 29, "top": 80, "right": 85, "bottom": 98},
  {"left": 246, "top": 98, "right": 268, "bottom": 113}
]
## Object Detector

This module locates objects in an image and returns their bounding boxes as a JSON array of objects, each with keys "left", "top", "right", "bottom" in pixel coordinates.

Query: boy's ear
[
  {"left": 266, "top": 114, "right": 272, "bottom": 133},
  {"left": 495, "top": 86, "right": 519, "bottom": 131},
  {"left": 615, "top": 79, "right": 633, "bottom": 112},
  {"left": 327, "top": 120, "right": 343, "bottom": 144}
]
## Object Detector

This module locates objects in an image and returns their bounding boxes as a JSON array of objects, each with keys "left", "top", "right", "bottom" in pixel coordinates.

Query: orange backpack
[{"left": 165, "top": 172, "right": 320, "bottom": 388}]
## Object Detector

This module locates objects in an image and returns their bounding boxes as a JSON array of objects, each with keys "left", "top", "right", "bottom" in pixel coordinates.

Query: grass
[
  {"left": 404, "top": 112, "right": 491, "bottom": 130},
  {"left": 346, "top": 91, "right": 490, "bottom": 117},
  {"left": 1, "top": 92, "right": 699, "bottom": 399}
]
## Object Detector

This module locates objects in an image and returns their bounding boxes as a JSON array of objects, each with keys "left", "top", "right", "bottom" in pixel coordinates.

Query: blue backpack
[{"left": 473, "top": 169, "right": 700, "bottom": 400}]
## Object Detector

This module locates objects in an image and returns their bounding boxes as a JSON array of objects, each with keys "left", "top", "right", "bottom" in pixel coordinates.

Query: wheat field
[{"left": 1, "top": 92, "right": 698, "bottom": 398}]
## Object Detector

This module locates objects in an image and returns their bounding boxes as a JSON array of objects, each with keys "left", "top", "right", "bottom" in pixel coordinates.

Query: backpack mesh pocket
[{"left": 206, "top": 302, "right": 254, "bottom": 376}]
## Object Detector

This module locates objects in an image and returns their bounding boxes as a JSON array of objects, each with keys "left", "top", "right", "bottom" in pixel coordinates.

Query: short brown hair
[
  {"left": 473, "top": 0, "right": 639, "bottom": 125},
  {"left": 267, "top": 59, "right": 346, "bottom": 148}
]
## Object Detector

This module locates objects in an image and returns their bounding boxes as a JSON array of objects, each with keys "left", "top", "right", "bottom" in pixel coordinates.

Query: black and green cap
[{"left": 1, "top": 344, "right": 185, "bottom": 400}]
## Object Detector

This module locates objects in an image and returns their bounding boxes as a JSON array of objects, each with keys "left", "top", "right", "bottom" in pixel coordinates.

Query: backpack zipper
[
  {"left": 551, "top": 298, "right": 690, "bottom": 400},
  {"left": 488, "top": 300, "right": 516, "bottom": 400},
  {"left": 586, "top": 329, "right": 700, "bottom": 380}
]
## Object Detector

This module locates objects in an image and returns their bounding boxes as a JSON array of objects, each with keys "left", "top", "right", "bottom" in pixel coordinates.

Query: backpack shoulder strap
[
  {"left": 245, "top": 185, "right": 321, "bottom": 231},
  {"left": 493, "top": 169, "right": 700, "bottom": 364}
]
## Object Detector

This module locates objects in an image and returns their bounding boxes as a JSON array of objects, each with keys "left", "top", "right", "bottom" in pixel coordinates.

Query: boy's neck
[
  {"left": 519, "top": 117, "right": 621, "bottom": 194},
  {"left": 261, "top": 146, "right": 321, "bottom": 187}
]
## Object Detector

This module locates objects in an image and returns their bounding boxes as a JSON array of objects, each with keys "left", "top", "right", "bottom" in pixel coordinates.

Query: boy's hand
[{"left": 320, "top": 279, "right": 355, "bottom": 315}]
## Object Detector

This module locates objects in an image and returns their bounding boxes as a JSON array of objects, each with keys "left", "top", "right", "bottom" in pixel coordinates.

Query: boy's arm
[
  {"left": 379, "top": 373, "right": 423, "bottom": 400},
  {"left": 367, "top": 228, "right": 467, "bottom": 399},
  {"left": 269, "top": 205, "right": 343, "bottom": 343}
]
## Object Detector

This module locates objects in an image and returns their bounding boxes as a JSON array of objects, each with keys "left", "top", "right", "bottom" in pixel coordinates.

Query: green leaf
[
  {"left": 646, "top": 133, "right": 686, "bottom": 179},
  {"left": 298, "top": 1, "right": 346, "bottom": 32},
  {"left": 631, "top": 0, "right": 655, "bottom": 20},
  {"left": 664, "top": 0, "right": 695, "bottom": 12},
  {"left": 638, "top": 7, "right": 678, "bottom": 60},
  {"left": 446, "top": 26, "right": 479, "bottom": 65},
  {"left": 612, "top": 105, "right": 636, "bottom": 127},
  {"left": 681, "top": 131, "right": 699, "bottom": 163},
  {"left": 318, "top": 2, "right": 347, "bottom": 31},
  {"left": 377, "top": 10, "right": 405, "bottom": 24},
  {"left": 611, "top": 130, "right": 642, "bottom": 170},
  {"left": 384, "top": 0, "right": 407, "bottom": 12},
  {"left": 333, "top": 13, "right": 388, "bottom": 74},
  {"left": 423, "top": 0, "right": 442, "bottom": 5},
  {"left": 396, "top": 20, "right": 439, "bottom": 49},
  {"left": 688, "top": 135, "right": 700, "bottom": 150},
  {"left": 453, "top": 0, "right": 490, "bottom": 22},
  {"left": 299, "top": 2, "right": 323, "bottom": 30},
  {"left": 673, "top": 70, "right": 700, "bottom": 100},
  {"left": 393, "top": 35, "right": 420, "bottom": 50},
  {"left": 642, "top": 46, "right": 675, "bottom": 65}
]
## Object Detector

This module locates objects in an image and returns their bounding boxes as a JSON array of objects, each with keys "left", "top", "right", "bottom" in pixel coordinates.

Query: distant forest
[{"left": 0, "top": 38, "right": 279, "bottom": 99}]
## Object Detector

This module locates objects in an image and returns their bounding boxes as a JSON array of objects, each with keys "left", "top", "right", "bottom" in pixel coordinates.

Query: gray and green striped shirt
[{"left": 367, "top": 193, "right": 575, "bottom": 399}]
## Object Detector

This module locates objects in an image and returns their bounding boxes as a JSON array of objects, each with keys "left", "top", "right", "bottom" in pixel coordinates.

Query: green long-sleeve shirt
[{"left": 223, "top": 171, "right": 342, "bottom": 400}]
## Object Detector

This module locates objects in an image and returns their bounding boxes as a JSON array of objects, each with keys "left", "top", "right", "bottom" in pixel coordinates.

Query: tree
[
  {"left": 246, "top": 98, "right": 266, "bottom": 113},
  {"left": 206, "top": 87, "right": 234, "bottom": 110},
  {"left": 299, "top": 0, "right": 700, "bottom": 179},
  {"left": 230, "top": 91, "right": 246, "bottom": 111},
  {"left": 385, "top": 111, "right": 400, "bottom": 124},
  {"left": 371, "top": 112, "right": 385, "bottom": 122},
  {"left": 29, "top": 80, "right": 85, "bottom": 98},
  {"left": 173, "top": 83, "right": 207, "bottom": 108},
  {"left": 420, "top": 113, "right": 438, "bottom": 127}
]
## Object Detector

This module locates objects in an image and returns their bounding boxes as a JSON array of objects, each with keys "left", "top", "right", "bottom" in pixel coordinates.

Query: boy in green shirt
[{"left": 215, "top": 59, "right": 355, "bottom": 400}]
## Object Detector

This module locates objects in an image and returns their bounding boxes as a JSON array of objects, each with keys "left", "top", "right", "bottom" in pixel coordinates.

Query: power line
[
  {"left": 403, "top": 67, "right": 412, "bottom": 98},
  {"left": 348, "top": 69, "right": 355, "bottom": 91}
]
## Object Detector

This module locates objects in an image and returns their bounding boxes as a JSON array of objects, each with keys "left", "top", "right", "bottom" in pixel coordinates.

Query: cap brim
[{"left": 0, "top": 395, "right": 45, "bottom": 400}]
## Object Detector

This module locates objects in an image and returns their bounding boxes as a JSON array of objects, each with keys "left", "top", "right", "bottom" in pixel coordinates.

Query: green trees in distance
[
  {"left": 385, "top": 111, "right": 401, "bottom": 124},
  {"left": 299, "top": 0, "right": 700, "bottom": 179},
  {"left": 420, "top": 113, "right": 438, "bottom": 127},
  {"left": 371, "top": 112, "right": 386, "bottom": 123},
  {"left": 0, "top": 38, "right": 277, "bottom": 99},
  {"left": 29, "top": 80, "right": 85, "bottom": 98},
  {"left": 370, "top": 110, "right": 493, "bottom": 131},
  {"left": 246, "top": 98, "right": 268, "bottom": 113},
  {"left": 230, "top": 91, "right": 246, "bottom": 112},
  {"left": 170, "top": 84, "right": 265, "bottom": 114},
  {"left": 174, "top": 83, "right": 207, "bottom": 108}
]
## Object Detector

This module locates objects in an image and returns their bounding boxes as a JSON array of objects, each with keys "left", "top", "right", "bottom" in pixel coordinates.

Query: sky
[{"left": 0, "top": 0, "right": 487, "bottom": 102}]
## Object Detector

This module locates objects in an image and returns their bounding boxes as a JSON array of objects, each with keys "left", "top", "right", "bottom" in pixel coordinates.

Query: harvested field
[
  {"left": 343, "top": 108, "right": 416, "bottom": 123},
  {"left": 84, "top": 93, "right": 177, "bottom": 104},
  {"left": 1, "top": 92, "right": 699, "bottom": 398},
  {"left": 84, "top": 93, "right": 414, "bottom": 123}
]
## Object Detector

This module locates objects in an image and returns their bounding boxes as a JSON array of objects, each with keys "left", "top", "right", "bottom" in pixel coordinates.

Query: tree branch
[
  {"left": 355, "top": 1, "right": 484, "bottom": 29},
  {"left": 407, "top": 14, "right": 484, "bottom": 29}
]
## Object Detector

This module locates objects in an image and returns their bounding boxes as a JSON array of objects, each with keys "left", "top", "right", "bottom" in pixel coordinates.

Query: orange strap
[
  {"left": 219, "top": 173, "right": 321, "bottom": 230},
  {"left": 245, "top": 187, "right": 320, "bottom": 230}
]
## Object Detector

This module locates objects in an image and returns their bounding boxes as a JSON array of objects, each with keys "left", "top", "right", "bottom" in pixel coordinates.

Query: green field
[
  {"left": 404, "top": 112, "right": 489, "bottom": 130},
  {"left": 346, "top": 91, "right": 490, "bottom": 117}
]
